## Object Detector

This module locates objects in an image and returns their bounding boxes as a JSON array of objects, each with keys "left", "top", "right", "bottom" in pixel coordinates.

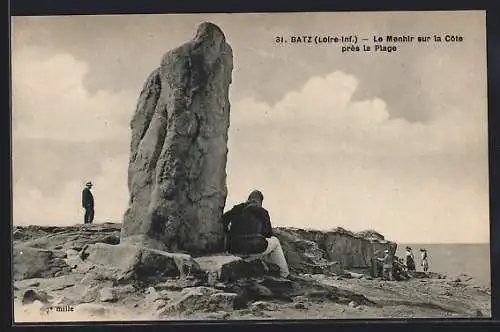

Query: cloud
[
  {"left": 11, "top": 46, "right": 136, "bottom": 142},
  {"left": 230, "top": 71, "right": 486, "bottom": 157},
  {"left": 225, "top": 71, "right": 489, "bottom": 243},
  {"left": 11, "top": 46, "right": 132, "bottom": 225},
  {"left": 13, "top": 154, "right": 129, "bottom": 225},
  {"left": 12, "top": 47, "right": 136, "bottom": 225}
]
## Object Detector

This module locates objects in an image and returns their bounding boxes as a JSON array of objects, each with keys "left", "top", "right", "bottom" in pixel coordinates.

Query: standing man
[
  {"left": 405, "top": 246, "right": 416, "bottom": 272},
  {"left": 82, "top": 181, "right": 95, "bottom": 224},
  {"left": 376, "top": 249, "right": 393, "bottom": 280},
  {"left": 372, "top": 249, "right": 386, "bottom": 277},
  {"left": 420, "top": 248, "right": 429, "bottom": 272}
]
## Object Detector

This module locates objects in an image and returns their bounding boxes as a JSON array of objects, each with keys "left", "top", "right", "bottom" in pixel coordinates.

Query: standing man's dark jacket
[
  {"left": 222, "top": 202, "right": 273, "bottom": 255},
  {"left": 82, "top": 187, "right": 94, "bottom": 224}
]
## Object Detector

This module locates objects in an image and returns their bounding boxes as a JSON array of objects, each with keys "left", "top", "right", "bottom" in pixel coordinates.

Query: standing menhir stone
[{"left": 121, "top": 22, "right": 233, "bottom": 255}]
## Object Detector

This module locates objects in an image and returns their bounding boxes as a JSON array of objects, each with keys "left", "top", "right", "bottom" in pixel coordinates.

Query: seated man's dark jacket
[{"left": 222, "top": 202, "right": 273, "bottom": 255}]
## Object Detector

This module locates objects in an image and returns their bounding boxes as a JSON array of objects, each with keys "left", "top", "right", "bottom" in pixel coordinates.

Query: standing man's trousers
[{"left": 84, "top": 208, "right": 94, "bottom": 224}]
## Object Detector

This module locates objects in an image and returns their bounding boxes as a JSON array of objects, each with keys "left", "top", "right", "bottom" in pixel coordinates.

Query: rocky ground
[{"left": 13, "top": 223, "right": 491, "bottom": 322}]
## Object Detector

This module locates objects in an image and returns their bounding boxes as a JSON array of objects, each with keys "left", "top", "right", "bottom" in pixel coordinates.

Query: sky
[{"left": 11, "top": 11, "right": 489, "bottom": 243}]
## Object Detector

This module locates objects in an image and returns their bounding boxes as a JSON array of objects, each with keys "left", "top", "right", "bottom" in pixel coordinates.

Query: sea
[{"left": 396, "top": 243, "right": 491, "bottom": 288}]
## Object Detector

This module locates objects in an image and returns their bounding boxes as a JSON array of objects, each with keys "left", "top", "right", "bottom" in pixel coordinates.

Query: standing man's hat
[{"left": 85, "top": 181, "right": 93, "bottom": 187}]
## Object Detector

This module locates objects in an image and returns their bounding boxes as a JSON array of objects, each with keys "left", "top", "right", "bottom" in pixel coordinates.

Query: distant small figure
[
  {"left": 392, "top": 256, "right": 410, "bottom": 281},
  {"left": 82, "top": 181, "right": 94, "bottom": 224},
  {"left": 405, "top": 246, "right": 416, "bottom": 272},
  {"left": 376, "top": 249, "right": 393, "bottom": 280},
  {"left": 371, "top": 249, "right": 384, "bottom": 277},
  {"left": 420, "top": 248, "right": 429, "bottom": 272},
  {"left": 221, "top": 189, "right": 290, "bottom": 278}
]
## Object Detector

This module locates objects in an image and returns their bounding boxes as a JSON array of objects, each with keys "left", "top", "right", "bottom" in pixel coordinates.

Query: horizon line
[{"left": 12, "top": 221, "right": 491, "bottom": 245}]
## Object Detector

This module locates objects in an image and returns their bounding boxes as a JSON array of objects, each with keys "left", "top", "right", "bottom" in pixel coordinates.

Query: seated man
[{"left": 221, "top": 190, "right": 290, "bottom": 278}]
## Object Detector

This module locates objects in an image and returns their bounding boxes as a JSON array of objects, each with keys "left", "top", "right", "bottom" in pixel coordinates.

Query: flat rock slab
[
  {"left": 14, "top": 275, "right": 79, "bottom": 291},
  {"left": 194, "top": 255, "right": 241, "bottom": 272},
  {"left": 18, "top": 225, "right": 120, "bottom": 252},
  {"left": 80, "top": 243, "right": 202, "bottom": 282},
  {"left": 194, "top": 255, "right": 279, "bottom": 282}
]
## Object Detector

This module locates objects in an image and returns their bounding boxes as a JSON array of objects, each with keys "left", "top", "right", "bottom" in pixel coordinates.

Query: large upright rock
[{"left": 121, "top": 22, "right": 233, "bottom": 254}]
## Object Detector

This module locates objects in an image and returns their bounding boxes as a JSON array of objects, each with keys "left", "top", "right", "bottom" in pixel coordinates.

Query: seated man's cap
[{"left": 247, "top": 190, "right": 264, "bottom": 202}]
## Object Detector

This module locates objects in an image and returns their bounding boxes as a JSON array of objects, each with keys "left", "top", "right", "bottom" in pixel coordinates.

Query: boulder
[
  {"left": 258, "top": 275, "right": 305, "bottom": 300},
  {"left": 242, "top": 282, "right": 273, "bottom": 299},
  {"left": 63, "top": 249, "right": 92, "bottom": 273},
  {"left": 81, "top": 285, "right": 103, "bottom": 303},
  {"left": 80, "top": 243, "right": 202, "bottom": 282},
  {"left": 275, "top": 227, "right": 397, "bottom": 270},
  {"left": 273, "top": 228, "right": 343, "bottom": 275},
  {"left": 99, "top": 288, "right": 118, "bottom": 303},
  {"left": 207, "top": 292, "right": 238, "bottom": 311},
  {"left": 222, "top": 278, "right": 273, "bottom": 304},
  {"left": 121, "top": 22, "right": 234, "bottom": 255},
  {"left": 144, "top": 286, "right": 171, "bottom": 310},
  {"left": 21, "top": 289, "right": 51, "bottom": 305},
  {"left": 250, "top": 300, "right": 278, "bottom": 311},
  {"left": 13, "top": 245, "right": 72, "bottom": 281},
  {"left": 158, "top": 286, "right": 222, "bottom": 315},
  {"left": 293, "top": 302, "right": 307, "bottom": 310}
]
